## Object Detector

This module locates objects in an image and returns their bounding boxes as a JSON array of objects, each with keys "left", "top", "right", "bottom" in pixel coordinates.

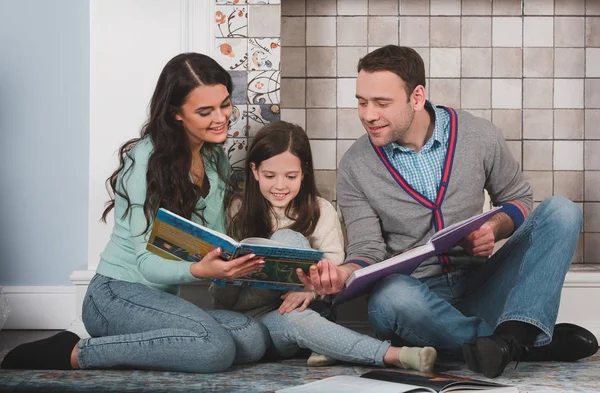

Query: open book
[
  {"left": 147, "top": 208, "right": 323, "bottom": 291},
  {"left": 276, "top": 370, "right": 517, "bottom": 393},
  {"left": 333, "top": 206, "right": 502, "bottom": 305}
]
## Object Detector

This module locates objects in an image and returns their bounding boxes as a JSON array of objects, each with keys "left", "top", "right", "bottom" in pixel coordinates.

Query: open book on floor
[
  {"left": 147, "top": 208, "right": 323, "bottom": 291},
  {"left": 276, "top": 370, "right": 518, "bottom": 393},
  {"left": 333, "top": 206, "right": 503, "bottom": 305}
]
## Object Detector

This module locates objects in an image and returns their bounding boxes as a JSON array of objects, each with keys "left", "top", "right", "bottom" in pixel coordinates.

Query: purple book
[{"left": 333, "top": 206, "right": 503, "bottom": 305}]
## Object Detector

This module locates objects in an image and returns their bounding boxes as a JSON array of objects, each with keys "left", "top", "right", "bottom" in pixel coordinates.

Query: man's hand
[
  {"left": 297, "top": 259, "right": 360, "bottom": 295},
  {"left": 459, "top": 222, "right": 496, "bottom": 257},
  {"left": 278, "top": 290, "right": 315, "bottom": 314}
]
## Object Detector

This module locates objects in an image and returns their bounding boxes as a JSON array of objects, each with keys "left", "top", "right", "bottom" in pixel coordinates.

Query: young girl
[
  {"left": 2, "top": 53, "right": 268, "bottom": 373},
  {"left": 211, "top": 121, "right": 437, "bottom": 372}
]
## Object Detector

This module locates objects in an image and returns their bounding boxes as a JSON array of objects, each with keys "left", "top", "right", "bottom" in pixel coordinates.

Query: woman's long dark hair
[
  {"left": 101, "top": 53, "right": 233, "bottom": 233},
  {"left": 229, "top": 121, "right": 320, "bottom": 240}
]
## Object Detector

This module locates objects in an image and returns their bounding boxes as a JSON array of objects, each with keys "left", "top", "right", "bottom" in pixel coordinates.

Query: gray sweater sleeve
[{"left": 337, "top": 163, "right": 387, "bottom": 266}]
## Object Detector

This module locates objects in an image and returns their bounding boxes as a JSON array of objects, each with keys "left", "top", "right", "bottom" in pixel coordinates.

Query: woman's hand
[
  {"left": 190, "top": 247, "right": 264, "bottom": 279},
  {"left": 278, "top": 290, "right": 316, "bottom": 314}
]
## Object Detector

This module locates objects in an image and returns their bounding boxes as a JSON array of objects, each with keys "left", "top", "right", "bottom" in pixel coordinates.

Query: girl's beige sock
[{"left": 398, "top": 346, "right": 437, "bottom": 373}]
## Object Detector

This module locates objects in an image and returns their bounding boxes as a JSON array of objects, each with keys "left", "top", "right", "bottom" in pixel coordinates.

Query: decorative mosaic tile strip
[
  {"left": 215, "top": 38, "right": 248, "bottom": 71},
  {"left": 248, "top": 38, "right": 280, "bottom": 70},
  {"left": 247, "top": 104, "right": 281, "bottom": 136},
  {"left": 215, "top": 6, "right": 248, "bottom": 38},
  {"left": 247, "top": 70, "right": 280, "bottom": 104}
]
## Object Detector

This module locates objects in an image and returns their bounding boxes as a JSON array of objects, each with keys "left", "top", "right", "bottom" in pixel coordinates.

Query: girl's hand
[
  {"left": 190, "top": 247, "right": 264, "bottom": 279},
  {"left": 278, "top": 290, "right": 316, "bottom": 314}
]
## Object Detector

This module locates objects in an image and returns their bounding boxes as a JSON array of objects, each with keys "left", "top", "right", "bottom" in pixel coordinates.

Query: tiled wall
[
  {"left": 279, "top": 0, "right": 600, "bottom": 265},
  {"left": 214, "top": 0, "right": 282, "bottom": 182}
]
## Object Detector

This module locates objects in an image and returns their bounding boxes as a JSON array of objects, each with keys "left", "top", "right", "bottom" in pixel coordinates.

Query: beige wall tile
[
  {"left": 306, "top": 17, "right": 336, "bottom": 46},
  {"left": 493, "top": 17, "right": 522, "bottom": 47},
  {"left": 461, "top": 79, "right": 491, "bottom": 109},
  {"left": 368, "top": 17, "right": 399, "bottom": 46},
  {"left": 337, "top": 139, "right": 356, "bottom": 167},
  {"left": 429, "top": 79, "right": 461, "bottom": 108},
  {"left": 461, "top": 48, "right": 491, "bottom": 77},
  {"left": 572, "top": 234, "right": 584, "bottom": 264},
  {"left": 492, "top": 48, "right": 522, "bottom": 77},
  {"left": 585, "top": 80, "right": 600, "bottom": 108},
  {"left": 430, "top": 48, "right": 461, "bottom": 77},
  {"left": 431, "top": 17, "right": 461, "bottom": 47},
  {"left": 554, "top": 141, "right": 584, "bottom": 170},
  {"left": 306, "top": 78, "right": 336, "bottom": 108},
  {"left": 338, "top": 0, "right": 368, "bottom": 15},
  {"left": 585, "top": 141, "right": 600, "bottom": 169},
  {"left": 306, "top": 109, "right": 337, "bottom": 139},
  {"left": 400, "top": 17, "right": 430, "bottom": 47},
  {"left": 368, "top": 0, "right": 398, "bottom": 15},
  {"left": 337, "top": 78, "right": 357, "bottom": 108},
  {"left": 523, "top": 109, "right": 553, "bottom": 139},
  {"left": 523, "top": 79, "right": 553, "bottom": 109},
  {"left": 249, "top": 5, "right": 281, "bottom": 37},
  {"left": 523, "top": 48, "right": 553, "bottom": 77},
  {"left": 554, "top": 171, "right": 584, "bottom": 201},
  {"left": 523, "top": 0, "right": 553, "bottom": 15},
  {"left": 315, "top": 170, "right": 337, "bottom": 201},
  {"left": 554, "top": 110, "right": 584, "bottom": 139},
  {"left": 588, "top": 2, "right": 600, "bottom": 15},
  {"left": 524, "top": 17, "right": 554, "bottom": 47},
  {"left": 506, "top": 140, "right": 523, "bottom": 166},
  {"left": 584, "top": 203, "right": 600, "bottom": 232},
  {"left": 281, "top": 47, "right": 306, "bottom": 77},
  {"left": 493, "top": 0, "right": 522, "bottom": 16},
  {"left": 587, "top": 18, "right": 600, "bottom": 46},
  {"left": 554, "top": 79, "right": 584, "bottom": 109},
  {"left": 306, "top": 0, "right": 336, "bottom": 15},
  {"left": 523, "top": 141, "right": 553, "bottom": 170},
  {"left": 493, "top": 109, "right": 522, "bottom": 139},
  {"left": 492, "top": 79, "right": 522, "bottom": 109},
  {"left": 282, "top": 0, "right": 306, "bottom": 16},
  {"left": 431, "top": 0, "right": 461, "bottom": 15},
  {"left": 555, "top": 17, "right": 585, "bottom": 47},
  {"left": 337, "top": 16, "right": 368, "bottom": 46},
  {"left": 461, "top": 17, "right": 491, "bottom": 46},
  {"left": 400, "top": 0, "right": 429, "bottom": 15},
  {"left": 461, "top": 0, "right": 491, "bottom": 15},
  {"left": 555, "top": 0, "right": 585, "bottom": 15},
  {"left": 282, "top": 17, "right": 306, "bottom": 47},
  {"left": 585, "top": 110, "right": 600, "bottom": 139},
  {"left": 585, "top": 171, "right": 600, "bottom": 201},
  {"left": 464, "top": 109, "right": 492, "bottom": 121},
  {"left": 310, "top": 140, "right": 337, "bottom": 169},
  {"left": 414, "top": 47, "right": 430, "bottom": 76},
  {"left": 337, "top": 47, "right": 367, "bottom": 77},
  {"left": 555, "top": 48, "right": 584, "bottom": 78},
  {"left": 281, "top": 108, "right": 306, "bottom": 128},
  {"left": 281, "top": 78, "right": 306, "bottom": 108},
  {"left": 585, "top": 234, "right": 600, "bottom": 263},
  {"left": 337, "top": 108, "right": 364, "bottom": 138},
  {"left": 523, "top": 171, "right": 553, "bottom": 201},
  {"left": 306, "top": 47, "right": 336, "bottom": 77},
  {"left": 587, "top": 48, "right": 600, "bottom": 77}
]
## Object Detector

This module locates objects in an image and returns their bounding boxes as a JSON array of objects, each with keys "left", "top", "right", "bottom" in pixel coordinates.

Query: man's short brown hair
[{"left": 357, "top": 45, "right": 426, "bottom": 98}]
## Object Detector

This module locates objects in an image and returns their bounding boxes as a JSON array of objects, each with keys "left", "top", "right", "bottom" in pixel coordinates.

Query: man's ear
[
  {"left": 250, "top": 162, "right": 259, "bottom": 181},
  {"left": 411, "top": 85, "right": 427, "bottom": 110}
]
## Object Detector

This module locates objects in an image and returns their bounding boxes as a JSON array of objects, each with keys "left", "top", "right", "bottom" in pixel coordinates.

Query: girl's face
[
  {"left": 251, "top": 151, "right": 304, "bottom": 210},
  {"left": 174, "top": 84, "right": 232, "bottom": 150}
]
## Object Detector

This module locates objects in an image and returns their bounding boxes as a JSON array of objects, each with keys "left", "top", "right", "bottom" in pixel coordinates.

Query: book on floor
[
  {"left": 276, "top": 370, "right": 518, "bottom": 393},
  {"left": 147, "top": 208, "right": 323, "bottom": 291},
  {"left": 333, "top": 206, "right": 503, "bottom": 305}
]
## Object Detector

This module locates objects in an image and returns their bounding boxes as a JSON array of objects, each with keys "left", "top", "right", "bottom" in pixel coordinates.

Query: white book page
[
  {"left": 276, "top": 376, "right": 434, "bottom": 393},
  {"left": 240, "top": 237, "right": 285, "bottom": 246},
  {"left": 351, "top": 243, "right": 435, "bottom": 281},
  {"left": 430, "top": 206, "right": 502, "bottom": 241}
]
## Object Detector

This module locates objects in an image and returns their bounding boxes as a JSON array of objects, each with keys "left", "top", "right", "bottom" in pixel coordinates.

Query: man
[{"left": 298, "top": 45, "right": 598, "bottom": 378}]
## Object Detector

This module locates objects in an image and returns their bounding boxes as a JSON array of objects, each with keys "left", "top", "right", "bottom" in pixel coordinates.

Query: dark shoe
[
  {"left": 1, "top": 331, "right": 79, "bottom": 370},
  {"left": 524, "top": 323, "right": 598, "bottom": 362},
  {"left": 462, "top": 335, "right": 524, "bottom": 378}
]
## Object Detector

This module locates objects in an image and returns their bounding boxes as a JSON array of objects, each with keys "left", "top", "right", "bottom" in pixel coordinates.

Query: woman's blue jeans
[
  {"left": 368, "top": 196, "right": 583, "bottom": 353},
  {"left": 79, "top": 274, "right": 268, "bottom": 372}
]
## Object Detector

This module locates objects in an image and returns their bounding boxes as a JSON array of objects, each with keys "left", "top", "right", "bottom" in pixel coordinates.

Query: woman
[{"left": 2, "top": 53, "right": 268, "bottom": 373}]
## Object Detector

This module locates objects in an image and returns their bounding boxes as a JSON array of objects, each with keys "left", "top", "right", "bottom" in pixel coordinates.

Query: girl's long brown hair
[
  {"left": 229, "top": 121, "right": 320, "bottom": 240},
  {"left": 101, "top": 53, "right": 233, "bottom": 233}
]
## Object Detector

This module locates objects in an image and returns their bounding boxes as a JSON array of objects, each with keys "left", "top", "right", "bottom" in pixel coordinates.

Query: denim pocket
[{"left": 82, "top": 293, "right": 108, "bottom": 337}]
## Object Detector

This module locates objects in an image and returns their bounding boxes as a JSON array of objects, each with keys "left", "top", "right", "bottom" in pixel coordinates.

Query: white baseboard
[
  {"left": 2, "top": 271, "right": 599, "bottom": 340},
  {"left": 1, "top": 286, "right": 76, "bottom": 330}
]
